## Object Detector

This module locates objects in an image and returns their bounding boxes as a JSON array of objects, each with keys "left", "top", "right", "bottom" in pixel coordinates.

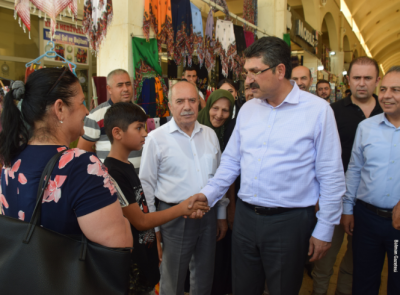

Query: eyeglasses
[
  {"left": 46, "top": 67, "right": 69, "bottom": 95},
  {"left": 246, "top": 64, "right": 278, "bottom": 78}
]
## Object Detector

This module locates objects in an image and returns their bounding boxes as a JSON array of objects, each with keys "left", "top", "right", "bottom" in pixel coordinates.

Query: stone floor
[{"left": 299, "top": 234, "right": 388, "bottom": 295}]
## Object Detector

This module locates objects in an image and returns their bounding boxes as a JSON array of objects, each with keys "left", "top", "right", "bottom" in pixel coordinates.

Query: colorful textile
[
  {"left": 205, "top": 9, "right": 214, "bottom": 39},
  {"left": 197, "top": 89, "right": 235, "bottom": 151},
  {"left": 1, "top": 145, "right": 117, "bottom": 234},
  {"left": 147, "top": 118, "right": 156, "bottom": 133},
  {"left": 82, "top": 0, "right": 113, "bottom": 53},
  {"left": 15, "top": 0, "right": 78, "bottom": 36},
  {"left": 139, "top": 79, "right": 152, "bottom": 115},
  {"left": 132, "top": 37, "right": 162, "bottom": 76},
  {"left": 190, "top": 3, "right": 203, "bottom": 37},
  {"left": 143, "top": 0, "right": 174, "bottom": 58},
  {"left": 154, "top": 77, "right": 169, "bottom": 117},
  {"left": 171, "top": 0, "right": 194, "bottom": 66},
  {"left": 243, "top": 0, "right": 255, "bottom": 33},
  {"left": 233, "top": 25, "right": 246, "bottom": 54},
  {"left": 148, "top": 78, "right": 157, "bottom": 118},
  {"left": 215, "top": 20, "right": 237, "bottom": 77},
  {"left": 244, "top": 31, "right": 255, "bottom": 47},
  {"left": 210, "top": 0, "right": 230, "bottom": 21},
  {"left": 204, "top": 11, "right": 215, "bottom": 73}
]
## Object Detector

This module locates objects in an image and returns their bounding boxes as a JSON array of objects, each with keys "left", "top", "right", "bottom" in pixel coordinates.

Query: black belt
[
  {"left": 243, "top": 201, "right": 300, "bottom": 216},
  {"left": 357, "top": 200, "right": 392, "bottom": 219}
]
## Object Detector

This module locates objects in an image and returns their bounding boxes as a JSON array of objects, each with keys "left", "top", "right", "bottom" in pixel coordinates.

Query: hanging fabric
[
  {"left": 209, "top": 0, "right": 230, "bottom": 21},
  {"left": 171, "top": 0, "right": 194, "bottom": 66},
  {"left": 215, "top": 19, "right": 237, "bottom": 78},
  {"left": 233, "top": 25, "right": 246, "bottom": 54},
  {"left": 204, "top": 10, "right": 215, "bottom": 74},
  {"left": 244, "top": 31, "right": 255, "bottom": 47},
  {"left": 15, "top": 0, "right": 78, "bottom": 37},
  {"left": 191, "top": 2, "right": 205, "bottom": 68},
  {"left": 154, "top": 77, "right": 169, "bottom": 117},
  {"left": 82, "top": 0, "right": 113, "bottom": 53},
  {"left": 143, "top": 0, "right": 174, "bottom": 58},
  {"left": 243, "top": 0, "right": 255, "bottom": 33},
  {"left": 132, "top": 37, "right": 162, "bottom": 76}
]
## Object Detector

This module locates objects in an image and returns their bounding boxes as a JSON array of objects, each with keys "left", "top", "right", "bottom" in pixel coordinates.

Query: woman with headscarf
[{"left": 197, "top": 89, "right": 236, "bottom": 295}]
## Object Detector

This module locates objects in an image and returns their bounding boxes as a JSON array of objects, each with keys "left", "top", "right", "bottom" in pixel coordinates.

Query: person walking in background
[
  {"left": 316, "top": 80, "right": 332, "bottom": 103},
  {"left": 291, "top": 65, "right": 313, "bottom": 92}
]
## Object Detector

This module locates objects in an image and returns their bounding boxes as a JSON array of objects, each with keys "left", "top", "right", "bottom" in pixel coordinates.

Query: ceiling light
[
  {"left": 318, "top": 65, "right": 324, "bottom": 71},
  {"left": 329, "top": 51, "right": 336, "bottom": 56},
  {"left": 342, "top": 70, "right": 347, "bottom": 75}
]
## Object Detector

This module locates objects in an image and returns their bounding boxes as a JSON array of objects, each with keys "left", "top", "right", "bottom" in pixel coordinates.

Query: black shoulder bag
[{"left": 0, "top": 151, "right": 131, "bottom": 294}]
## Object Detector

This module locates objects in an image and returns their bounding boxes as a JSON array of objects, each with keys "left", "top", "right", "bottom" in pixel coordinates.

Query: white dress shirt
[
  {"left": 201, "top": 81, "right": 345, "bottom": 242},
  {"left": 140, "top": 118, "right": 229, "bottom": 231}
]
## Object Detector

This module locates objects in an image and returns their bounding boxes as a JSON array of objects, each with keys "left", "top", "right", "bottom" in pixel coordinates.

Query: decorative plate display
[
  {"left": 67, "top": 46, "right": 73, "bottom": 53},
  {"left": 67, "top": 55, "right": 73, "bottom": 61}
]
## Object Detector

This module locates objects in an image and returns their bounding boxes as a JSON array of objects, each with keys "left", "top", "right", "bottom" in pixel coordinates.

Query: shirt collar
[
  {"left": 380, "top": 113, "right": 400, "bottom": 129},
  {"left": 260, "top": 80, "right": 299, "bottom": 108},
  {"left": 343, "top": 94, "right": 379, "bottom": 107},
  {"left": 108, "top": 99, "right": 114, "bottom": 106},
  {"left": 168, "top": 117, "right": 202, "bottom": 137}
]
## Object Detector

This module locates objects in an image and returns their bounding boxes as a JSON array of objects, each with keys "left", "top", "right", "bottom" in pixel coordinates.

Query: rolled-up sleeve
[{"left": 314, "top": 105, "right": 346, "bottom": 242}]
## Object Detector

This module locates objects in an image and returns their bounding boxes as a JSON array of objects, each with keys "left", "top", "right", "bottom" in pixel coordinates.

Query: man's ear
[
  {"left": 112, "top": 126, "right": 123, "bottom": 141},
  {"left": 106, "top": 84, "right": 112, "bottom": 95},
  {"left": 276, "top": 64, "right": 286, "bottom": 80}
]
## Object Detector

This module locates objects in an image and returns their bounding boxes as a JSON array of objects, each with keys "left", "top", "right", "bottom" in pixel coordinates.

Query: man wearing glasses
[{"left": 189, "top": 37, "right": 345, "bottom": 295}]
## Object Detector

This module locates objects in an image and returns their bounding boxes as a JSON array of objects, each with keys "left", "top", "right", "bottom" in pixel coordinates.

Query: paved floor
[{"left": 299, "top": 234, "right": 388, "bottom": 295}]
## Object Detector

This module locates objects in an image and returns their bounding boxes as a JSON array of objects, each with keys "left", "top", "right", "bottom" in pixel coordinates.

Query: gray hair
[
  {"left": 107, "top": 69, "right": 129, "bottom": 85},
  {"left": 169, "top": 81, "right": 199, "bottom": 103},
  {"left": 386, "top": 66, "right": 400, "bottom": 75}
]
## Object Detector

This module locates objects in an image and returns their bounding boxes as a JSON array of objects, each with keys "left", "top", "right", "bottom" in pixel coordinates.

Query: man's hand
[
  {"left": 340, "top": 214, "right": 354, "bottom": 236},
  {"left": 308, "top": 236, "right": 331, "bottom": 262},
  {"left": 393, "top": 201, "right": 400, "bottom": 230},
  {"left": 156, "top": 231, "right": 163, "bottom": 267},
  {"left": 187, "top": 193, "right": 208, "bottom": 219},
  {"left": 227, "top": 202, "right": 236, "bottom": 230},
  {"left": 216, "top": 219, "right": 228, "bottom": 241}
]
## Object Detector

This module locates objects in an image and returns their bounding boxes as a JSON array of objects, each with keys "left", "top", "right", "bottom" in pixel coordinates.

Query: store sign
[
  {"left": 43, "top": 29, "right": 89, "bottom": 47},
  {"left": 295, "top": 20, "right": 316, "bottom": 47}
]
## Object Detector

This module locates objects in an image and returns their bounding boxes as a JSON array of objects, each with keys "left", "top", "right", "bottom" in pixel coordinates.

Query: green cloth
[
  {"left": 197, "top": 89, "right": 235, "bottom": 151},
  {"left": 283, "top": 33, "right": 291, "bottom": 47},
  {"left": 132, "top": 37, "right": 162, "bottom": 75}
]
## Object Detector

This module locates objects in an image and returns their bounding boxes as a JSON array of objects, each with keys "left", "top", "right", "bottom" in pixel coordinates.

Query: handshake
[{"left": 179, "top": 193, "right": 210, "bottom": 219}]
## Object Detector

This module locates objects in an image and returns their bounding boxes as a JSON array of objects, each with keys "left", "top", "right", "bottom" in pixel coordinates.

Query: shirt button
[
  {"left": 258, "top": 159, "right": 261, "bottom": 161},
  {"left": 268, "top": 125, "right": 271, "bottom": 128},
  {"left": 394, "top": 144, "right": 397, "bottom": 147},
  {"left": 254, "top": 194, "right": 257, "bottom": 197},
  {"left": 387, "top": 194, "right": 390, "bottom": 196},
  {"left": 392, "top": 161, "right": 395, "bottom": 163},
  {"left": 194, "top": 154, "right": 196, "bottom": 156},
  {"left": 197, "top": 169, "right": 199, "bottom": 172},
  {"left": 389, "top": 177, "right": 392, "bottom": 180},
  {"left": 254, "top": 177, "right": 257, "bottom": 179},
  {"left": 263, "top": 142, "right": 266, "bottom": 145}
]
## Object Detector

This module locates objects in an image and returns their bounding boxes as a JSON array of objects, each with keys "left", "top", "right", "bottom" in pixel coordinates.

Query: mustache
[
  {"left": 180, "top": 111, "right": 195, "bottom": 116},
  {"left": 250, "top": 82, "right": 260, "bottom": 89}
]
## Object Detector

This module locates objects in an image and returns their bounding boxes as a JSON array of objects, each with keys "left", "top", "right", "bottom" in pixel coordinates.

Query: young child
[{"left": 103, "top": 102, "right": 209, "bottom": 295}]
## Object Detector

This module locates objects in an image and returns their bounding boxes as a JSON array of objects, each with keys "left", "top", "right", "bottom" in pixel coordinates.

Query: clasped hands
[{"left": 182, "top": 193, "right": 209, "bottom": 219}]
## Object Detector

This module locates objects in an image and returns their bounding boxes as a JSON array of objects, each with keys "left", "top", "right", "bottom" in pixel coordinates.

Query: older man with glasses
[{"left": 189, "top": 36, "right": 345, "bottom": 295}]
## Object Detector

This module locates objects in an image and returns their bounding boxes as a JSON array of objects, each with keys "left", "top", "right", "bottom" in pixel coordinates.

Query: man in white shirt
[{"left": 139, "top": 81, "right": 228, "bottom": 295}]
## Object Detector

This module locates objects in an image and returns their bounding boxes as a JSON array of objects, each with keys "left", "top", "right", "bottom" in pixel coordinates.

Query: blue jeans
[{"left": 352, "top": 201, "right": 400, "bottom": 295}]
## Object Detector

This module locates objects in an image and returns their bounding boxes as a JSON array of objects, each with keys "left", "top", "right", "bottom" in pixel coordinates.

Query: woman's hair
[
  {"left": 217, "top": 78, "right": 238, "bottom": 91},
  {"left": 0, "top": 68, "right": 79, "bottom": 166}
]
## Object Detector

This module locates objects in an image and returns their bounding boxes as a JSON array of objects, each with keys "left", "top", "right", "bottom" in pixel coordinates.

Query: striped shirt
[{"left": 82, "top": 99, "right": 142, "bottom": 173}]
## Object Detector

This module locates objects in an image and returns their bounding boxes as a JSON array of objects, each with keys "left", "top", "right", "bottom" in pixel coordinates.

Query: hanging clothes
[
  {"left": 243, "top": 0, "right": 255, "bottom": 33},
  {"left": 143, "top": 0, "right": 174, "bottom": 58},
  {"left": 244, "top": 31, "right": 255, "bottom": 47},
  {"left": 233, "top": 25, "right": 246, "bottom": 54},
  {"left": 132, "top": 37, "right": 162, "bottom": 76},
  {"left": 191, "top": 2, "right": 205, "bottom": 68},
  {"left": 154, "top": 77, "right": 169, "bottom": 117},
  {"left": 215, "top": 19, "right": 237, "bottom": 78},
  {"left": 171, "top": 0, "right": 194, "bottom": 67},
  {"left": 210, "top": 0, "right": 230, "bottom": 21},
  {"left": 82, "top": 0, "right": 113, "bottom": 53},
  {"left": 15, "top": 0, "right": 78, "bottom": 37},
  {"left": 205, "top": 10, "right": 216, "bottom": 74},
  {"left": 147, "top": 118, "right": 156, "bottom": 133},
  {"left": 139, "top": 78, "right": 152, "bottom": 115}
]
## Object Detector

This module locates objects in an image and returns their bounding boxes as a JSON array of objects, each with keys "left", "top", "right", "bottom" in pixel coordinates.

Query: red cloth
[
  {"left": 25, "top": 67, "right": 35, "bottom": 83},
  {"left": 244, "top": 31, "right": 255, "bottom": 47},
  {"left": 92, "top": 77, "right": 108, "bottom": 105}
]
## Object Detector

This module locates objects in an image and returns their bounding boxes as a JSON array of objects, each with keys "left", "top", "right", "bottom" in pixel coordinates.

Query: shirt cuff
[
  {"left": 155, "top": 226, "right": 160, "bottom": 232},
  {"left": 201, "top": 186, "right": 218, "bottom": 207},
  {"left": 312, "top": 221, "right": 335, "bottom": 242},
  {"left": 217, "top": 205, "right": 227, "bottom": 219},
  {"left": 343, "top": 202, "right": 354, "bottom": 215}
]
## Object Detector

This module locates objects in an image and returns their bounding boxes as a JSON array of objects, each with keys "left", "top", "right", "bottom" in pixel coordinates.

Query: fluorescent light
[
  {"left": 342, "top": 70, "right": 347, "bottom": 75},
  {"left": 330, "top": 51, "right": 336, "bottom": 56},
  {"left": 318, "top": 65, "right": 324, "bottom": 71},
  {"left": 380, "top": 64, "right": 385, "bottom": 75}
]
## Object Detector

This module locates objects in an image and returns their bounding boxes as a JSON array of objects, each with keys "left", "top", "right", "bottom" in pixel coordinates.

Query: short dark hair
[
  {"left": 386, "top": 65, "right": 400, "bottom": 75},
  {"left": 348, "top": 56, "right": 379, "bottom": 78},
  {"left": 104, "top": 102, "right": 147, "bottom": 143},
  {"left": 316, "top": 79, "right": 330, "bottom": 88},
  {"left": 217, "top": 78, "right": 238, "bottom": 91},
  {"left": 183, "top": 67, "right": 197, "bottom": 76},
  {"left": 244, "top": 36, "right": 292, "bottom": 79}
]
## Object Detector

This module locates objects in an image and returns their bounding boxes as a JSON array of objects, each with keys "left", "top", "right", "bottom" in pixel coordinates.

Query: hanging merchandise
[
  {"left": 171, "top": 0, "right": 194, "bottom": 67},
  {"left": 154, "top": 77, "right": 169, "bottom": 117},
  {"left": 191, "top": 2, "right": 205, "bottom": 68},
  {"left": 15, "top": 0, "right": 78, "bottom": 38},
  {"left": 209, "top": 0, "right": 230, "bottom": 21},
  {"left": 204, "top": 10, "right": 216, "bottom": 74},
  {"left": 143, "top": 0, "right": 174, "bottom": 58},
  {"left": 233, "top": 25, "right": 246, "bottom": 55},
  {"left": 243, "top": 0, "right": 255, "bottom": 33},
  {"left": 132, "top": 37, "right": 162, "bottom": 76},
  {"left": 244, "top": 31, "right": 255, "bottom": 47},
  {"left": 215, "top": 19, "right": 237, "bottom": 77},
  {"left": 82, "top": 0, "right": 113, "bottom": 54}
]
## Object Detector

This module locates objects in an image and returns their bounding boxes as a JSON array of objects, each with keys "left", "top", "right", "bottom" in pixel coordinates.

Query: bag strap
[{"left": 23, "top": 150, "right": 65, "bottom": 243}]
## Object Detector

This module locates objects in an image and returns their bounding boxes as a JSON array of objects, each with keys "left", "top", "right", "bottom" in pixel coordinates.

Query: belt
[
  {"left": 243, "top": 201, "right": 299, "bottom": 216},
  {"left": 357, "top": 200, "right": 392, "bottom": 219}
]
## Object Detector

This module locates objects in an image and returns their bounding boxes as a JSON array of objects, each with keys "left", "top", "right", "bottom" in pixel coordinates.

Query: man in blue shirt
[
  {"left": 189, "top": 36, "right": 345, "bottom": 295},
  {"left": 342, "top": 66, "right": 400, "bottom": 295}
]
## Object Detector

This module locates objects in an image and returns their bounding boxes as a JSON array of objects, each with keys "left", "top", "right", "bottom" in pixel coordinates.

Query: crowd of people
[{"left": 0, "top": 36, "right": 399, "bottom": 295}]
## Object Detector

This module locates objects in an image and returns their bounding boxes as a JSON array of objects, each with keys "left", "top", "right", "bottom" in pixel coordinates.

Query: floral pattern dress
[{"left": 0, "top": 145, "right": 117, "bottom": 236}]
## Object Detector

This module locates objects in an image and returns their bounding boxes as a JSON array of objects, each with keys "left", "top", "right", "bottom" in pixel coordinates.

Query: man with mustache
[
  {"left": 291, "top": 65, "right": 313, "bottom": 91},
  {"left": 312, "top": 57, "right": 383, "bottom": 295},
  {"left": 139, "top": 81, "right": 228, "bottom": 295},
  {"left": 341, "top": 65, "right": 400, "bottom": 294},
  {"left": 316, "top": 79, "right": 332, "bottom": 102},
  {"left": 244, "top": 82, "right": 254, "bottom": 101},
  {"left": 189, "top": 36, "right": 345, "bottom": 295},
  {"left": 77, "top": 69, "right": 143, "bottom": 172}
]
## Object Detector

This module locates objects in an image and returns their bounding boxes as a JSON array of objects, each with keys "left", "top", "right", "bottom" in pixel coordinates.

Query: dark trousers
[
  {"left": 232, "top": 199, "right": 315, "bottom": 295},
  {"left": 352, "top": 201, "right": 400, "bottom": 295}
]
